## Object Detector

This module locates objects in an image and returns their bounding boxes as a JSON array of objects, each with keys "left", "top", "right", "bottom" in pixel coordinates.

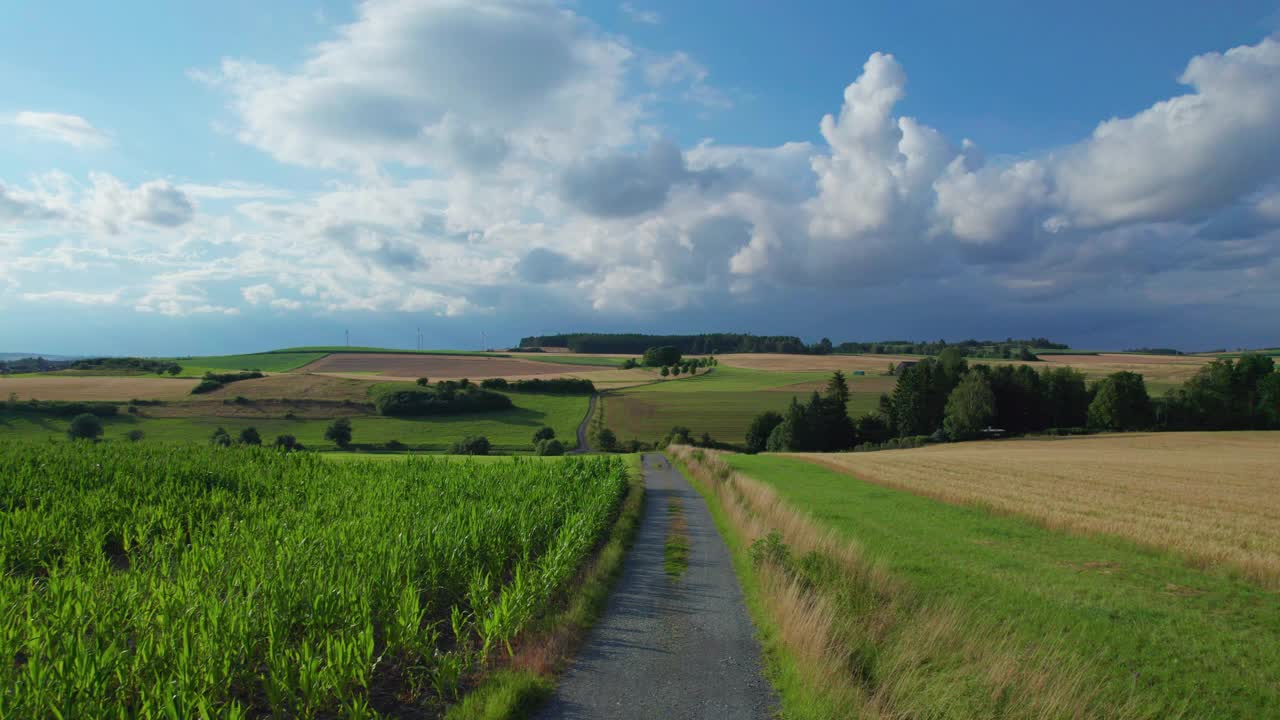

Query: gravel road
[
  {"left": 535, "top": 453, "right": 776, "bottom": 719},
  {"left": 571, "top": 394, "right": 598, "bottom": 454}
]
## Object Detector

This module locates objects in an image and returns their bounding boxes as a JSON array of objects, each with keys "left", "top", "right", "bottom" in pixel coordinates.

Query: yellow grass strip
[{"left": 791, "top": 431, "right": 1280, "bottom": 588}]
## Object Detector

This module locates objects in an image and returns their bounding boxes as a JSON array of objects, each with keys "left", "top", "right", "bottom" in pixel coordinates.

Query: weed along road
[{"left": 536, "top": 453, "right": 775, "bottom": 719}]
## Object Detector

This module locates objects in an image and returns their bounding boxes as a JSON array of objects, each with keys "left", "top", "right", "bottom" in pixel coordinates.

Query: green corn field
[{"left": 0, "top": 443, "right": 628, "bottom": 718}]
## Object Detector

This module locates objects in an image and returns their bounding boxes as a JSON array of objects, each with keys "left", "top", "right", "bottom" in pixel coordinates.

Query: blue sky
[{"left": 3, "top": 1, "right": 1280, "bottom": 355}]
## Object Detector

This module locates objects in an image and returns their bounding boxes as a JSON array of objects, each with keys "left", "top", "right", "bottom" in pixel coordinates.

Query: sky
[{"left": 2, "top": 1, "right": 1280, "bottom": 355}]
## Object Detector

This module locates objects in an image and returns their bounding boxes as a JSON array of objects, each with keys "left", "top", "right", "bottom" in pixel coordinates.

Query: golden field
[
  {"left": 792, "top": 431, "right": 1280, "bottom": 587},
  {"left": 0, "top": 376, "right": 199, "bottom": 401}
]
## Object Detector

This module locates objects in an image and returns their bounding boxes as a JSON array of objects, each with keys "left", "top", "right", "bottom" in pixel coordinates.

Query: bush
[
  {"left": 192, "top": 379, "right": 224, "bottom": 394},
  {"left": 203, "top": 371, "right": 264, "bottom": 384},
  {"left": 385, "top": 439, "right": 407, "bottom": 451},
  {"left": 745, "top": 411, "right": 784, "bottom": 453},
  {"left": 125, "top": 429, "right": 145, "bottom": 442},
  {"left": 480, "top": 378, "right": 509, "bottom": 390},
  {"left": 67, "top": 413, "right": 104, "bottom": 441},
  {"left": 505, "top": 378, "right": 595, "bottom": 394},
  {"left": 660, "top": 367, "right": 670, "bottom": 377},
  {"left": 2, "top": 400, "right": 119, "bottom": 418},
  {"left": 210, "top": 427, "right": 232, "bottom": 447},
  {"left": 532, "top": 426, "right": 556, "bottom": 443},
  {"left": 274, "top": 434, "right": 303, "bottom": 451},
  {"left": 416, "top": 377, "right": 430, "bottom": 387},
  {"left": 591, "top": 427, "right": 618, "bottom": 452},
  {"left": 535, "top": 438, "right": 566, "bottom": 456},
  {"left": 642, "top": 346, "right": 682, "bottom": 367},
  {"left": 621, "top": 358, "right": 638, "bottom": 369},
  {"left": 661, "top": 426, "right": 693, "bottom": 447},
  {"left": 239, "top": 426, "right": 262, "bottom": 446},
  {"left": 450, "top": 435, "right": 491, "bottom": 455},
  {"left": 325, "top": 418, "right": 353, "bottom": 448},
  {"left": 372, "top": 385, "right": 513, "bottom": 417}
]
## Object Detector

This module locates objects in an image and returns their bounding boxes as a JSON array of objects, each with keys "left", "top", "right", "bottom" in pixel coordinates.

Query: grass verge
[
  {"left": 664, "top": 498, "right": 690, "bottom": 580},
  {"left": 446, "top": 455, "right": 646, "bottom": 719},
  {"left": 668, "top": 446, "right": 1172, "bottom": 720}
]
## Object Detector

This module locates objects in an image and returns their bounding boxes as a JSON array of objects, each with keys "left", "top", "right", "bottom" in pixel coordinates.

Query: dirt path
[
  {"left": 535, "top": 453, "right": 775, "bottom": 719},
  {"left": 571, "top": 393, "right": 598, "bottom": 454}
]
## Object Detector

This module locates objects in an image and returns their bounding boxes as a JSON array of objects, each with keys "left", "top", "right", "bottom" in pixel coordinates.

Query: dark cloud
[{"left": 515, "top": 247, "right": 592, "bottom": 284}]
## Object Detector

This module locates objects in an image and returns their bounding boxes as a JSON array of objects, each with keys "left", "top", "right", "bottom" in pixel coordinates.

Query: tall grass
[
  {"left": 0, "top": 443, "right": 627, "bottom": 717},
  {"left": 670, "top": 446, "right": 1145, "bottom": 719}
]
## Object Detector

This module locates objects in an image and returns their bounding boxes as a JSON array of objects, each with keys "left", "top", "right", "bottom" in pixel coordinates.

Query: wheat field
[{"left": 793, "top": 431, "right": 1280, "bottom": 587}]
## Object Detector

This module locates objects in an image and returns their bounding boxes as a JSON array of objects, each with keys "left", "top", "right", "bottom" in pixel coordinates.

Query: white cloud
[
  {"left": 241, "top": 283, "right": 276, "bottom": 304},
  {"left": 9, "top": 112, "right": 110, "bottom": 148},
  {"left": 620, "top": 2, "right": 660, "bottom": 25},
  {"left": 84, "top": 174, "right": 196, "bottom": 232},
  {"left": 21, "top": 289, "right": 121, "bottom": 305}
]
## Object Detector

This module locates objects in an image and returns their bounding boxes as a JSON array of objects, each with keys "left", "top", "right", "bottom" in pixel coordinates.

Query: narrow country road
[
  {"left": 535, "top": 453, "right": 776, "bottom": 719},
  {"left": 571, "top": 393, "right": 598, "bottom": 454}
]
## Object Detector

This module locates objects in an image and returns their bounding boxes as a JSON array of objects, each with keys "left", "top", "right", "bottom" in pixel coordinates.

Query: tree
[
  {"left": 416, "top": 377, "right": 430, "bottom": 386},
  {"left": 210, "top": 427, "right": 232, "bottom": 447},
  {"left": 943, "top": 372, "right": 996, "bottom": 440},
  {"left": 532, "top": 426, "right": 556, "bottom": 443},
  {"left": 274, "top": 434, "right": 303, "bottom": 451},
  {"left": 642, "top": 345, "right": 683, "bottom": 367},
  {"left": 815, "top": 337, "right": 834, "bottom": 354},
  {"left": 126, "top": 429, "right": 145, "bottom": 442},
  {"left": 536, "top": 438, "right": 566, "bottom": 456},
  {"left": 450, "top": 435, "right": 491, "bottom": 455},
  {"left": 592, "top": 427, "right": 618, "bottom": 452},
  {"left": 767, "top": 397, "right": 807, "bottom": 451},
  {"left": 660, "top": 366, "right": 670, "bottom": 377},
  {"left": 1088, "top": 372, "right": 1153, "bottom": 431},
  {"left": 1041, "top": 367, "right": 1090, "bottom": 428},
  {"left": 325, "top": 417, "right": 353, "bottom": 448},
  {"left": 1260, "top": 373, "right": 1280, "bottom": 427},
  {"left": 745, "top": 411, "right": 784, "bottom": 453},
  {"left": 854, "top": 413, "right": 892, "bottom": 445},
  {"left": 825, "top": 371, "right": 850, "bottom": 406},
  {"left": 672, "top": 365, "right": 682, "bottom": 376},
  {"left": 166, "top": 365, "right": 182, "bottom": 376},
  {"left": 67, "top": 413, "right": 104, "bottom": 441},
  {"left": 239, "top": 426, "right": 262, "bottom": 446},
  {"left": 663, "top": 426, "right": 693, "bottom": 446}
]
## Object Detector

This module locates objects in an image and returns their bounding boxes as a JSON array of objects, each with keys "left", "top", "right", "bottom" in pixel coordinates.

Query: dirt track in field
[
  {"left": 300, "top": 353, "right": 594, "bottom": 380},
  {"left": 0, "top": 376, "right": 199, "bottom": 401}
]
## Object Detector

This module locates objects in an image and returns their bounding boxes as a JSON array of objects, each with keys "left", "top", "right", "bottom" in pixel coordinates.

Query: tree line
[
  {"left": 519, "top": 332, "right": 1072, "bottom": 358},
  {"left": 746, "top": 350, "right": 1280, "bottom": 453}
]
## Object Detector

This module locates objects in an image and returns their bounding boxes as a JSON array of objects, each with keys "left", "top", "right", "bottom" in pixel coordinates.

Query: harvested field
[
  {"left": 0, "top": 376, "right": 198, "bottom": 401},
  {"left": 198, "top": 373, "right": 377, "bottom": 402},
  {"left": 142, "top": 399, "right": 373, "bottom": 419},
  {"left": 718, "top": 353, "right": 920, "bottom": 373},
  {"left": 792, "top": 431, "right": 1280, "bottom": 587},
  {"left": 301, "top": 352, "right": 598, "bottom": 380}
]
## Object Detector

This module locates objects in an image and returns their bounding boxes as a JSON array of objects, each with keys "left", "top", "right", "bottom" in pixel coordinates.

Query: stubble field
[{"left": 793, "top": 431, "right": 1280, "bottom": 587}]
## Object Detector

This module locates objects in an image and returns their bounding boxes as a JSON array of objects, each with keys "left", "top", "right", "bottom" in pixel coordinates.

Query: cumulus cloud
[
  {"left": 620, "top": 2, "right": 660, "bottom": 25},
  {"left": 515, "top": 247, "right": 593, "bottom": 283},
  {"left": 85, "top": 175, "right": 196, "bottom": 232},
  {"left": 9, "top": 112, "right": 110, "bottom": 148}
]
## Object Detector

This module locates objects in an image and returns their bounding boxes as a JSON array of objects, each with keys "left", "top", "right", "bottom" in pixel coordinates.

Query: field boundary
[{"left": 447, "top": 455, "right": 646, "bottom": 719}]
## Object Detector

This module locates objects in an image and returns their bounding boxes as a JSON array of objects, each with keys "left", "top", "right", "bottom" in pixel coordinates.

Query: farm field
[
  {"left": 303, "top": 352, "right": 609, "bottom": 380},
  {"left": 0, "top": 392, "right": 588, "bottom": 451},
  {"left": 0, "top": 375, "right": 199, "bottom": 401},
  {"left": 793, "top": 431, "right": 1280, "bottom": 587},
  {"left": 601, "top": 366, "right": 882, "bottom": 445},
  {"left": 716, "top": 449, "right": 1280, "bottom": 718},
  {"left": 0, "top": 443, "right": 629, "bottom": 717},
  {"left": 171, "top": 351, "right": 328, "bottom": 373}
]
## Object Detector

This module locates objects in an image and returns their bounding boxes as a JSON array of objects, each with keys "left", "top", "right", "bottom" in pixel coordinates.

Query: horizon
[{"left": 4, "top": 1, "right": 1280, "bottom": 354}]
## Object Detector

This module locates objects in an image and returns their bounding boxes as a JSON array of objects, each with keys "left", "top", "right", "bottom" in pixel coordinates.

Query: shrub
[
  {"left": 274, "top": 434, "right": 303, "bottom": 451},
  {"left": 67, "top": 414, "right": 104, "bottom": 441},
  {"left": 749, "top": 531, "right": 791, "bottom": 570},
  {"left": 532, "top": 426, "right": 556, "bottom": 443},
  {"left": 591, "top": 427, "right": 618, "bottom": 452},
  {"left": 535, "top": 438, "right": 565, "bottom": 456},
  {"left": 642, "top": 345, "right": 682, "bottom": 367},
  {"left": 450, "top": 435, "right": 491, "bottom": 455},
  {"left": 660, "top": 367, "right": 670, "bottom": 377},
  {"left": 203, "top": 371, "right": 264, "bottom": 384},
  {"left": 239, "top": 426, "right": 262, "bottom": 446},
  {"left": 192, "top": 379, "right": 224, "bottom": 395},
  {"left": 210, "top": 428, "right": 232, "bottom": 447},
  {"left": 385, "top": 439, "right": 407, "bottom": 451},
  {"left": 416, "top": 377, "right": 430, "bottom": 387},
  {"left": 745, "top": 411, "right": 784, "bottom": 453},
  {"left": 372, "top": 385, "right": 513, "bottom": 417},
  {"left": 324, "top": 418, "right": 353, "bottom": 448},
  {"left": 621, "top": 358, "right": 638, "bottom": 369},
  {"left": 125, "top": 429, "right": 145, "bottom": 442},
  {"left": 505, "top": 378, "right": 595, "bottom": 394},
  {"left": 480, "top": 378, "right": 509, "bottom": 390}
]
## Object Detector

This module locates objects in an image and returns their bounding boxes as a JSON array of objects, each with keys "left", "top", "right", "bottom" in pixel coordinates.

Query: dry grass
[
  {"left": 670, "top": 446, "right": 1135, "bottom": 719},
  {"left": 199, "top": 373, "right": 378, "bottom": 402},
  {"left": 719, "top": 351, "right": 1212, "bottom": 387},
  {"left": 0, "top": 376, "right": 198, "bottom": 401},
  {"left": 794, "top": 431, "right": 1280, "bottom": 588},
  {"left": 303, "top": 352, "right": 594, "bottom": 380}
]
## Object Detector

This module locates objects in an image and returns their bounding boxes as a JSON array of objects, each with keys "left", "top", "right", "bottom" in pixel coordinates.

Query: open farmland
[
  {"left": 0, "top": 375, "right": 199, "bottom": 401},
  {"left": 195, "top": 372, "right": 377, "bottom": 402},
  {"left": 302, "top": 352, "right": 602, "bottom": 380},
  {"left": 602, "top": 366, "right": 882, "bottom": 444},
  {"left": 793, "top": 431, "right": 1280, "bottom": 587},
  {"left": 699, "top": 448, "right": 1280, "bottom": 718},
  {"left": 0, "top": 443, "right": 629, "bottom": 717}
]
